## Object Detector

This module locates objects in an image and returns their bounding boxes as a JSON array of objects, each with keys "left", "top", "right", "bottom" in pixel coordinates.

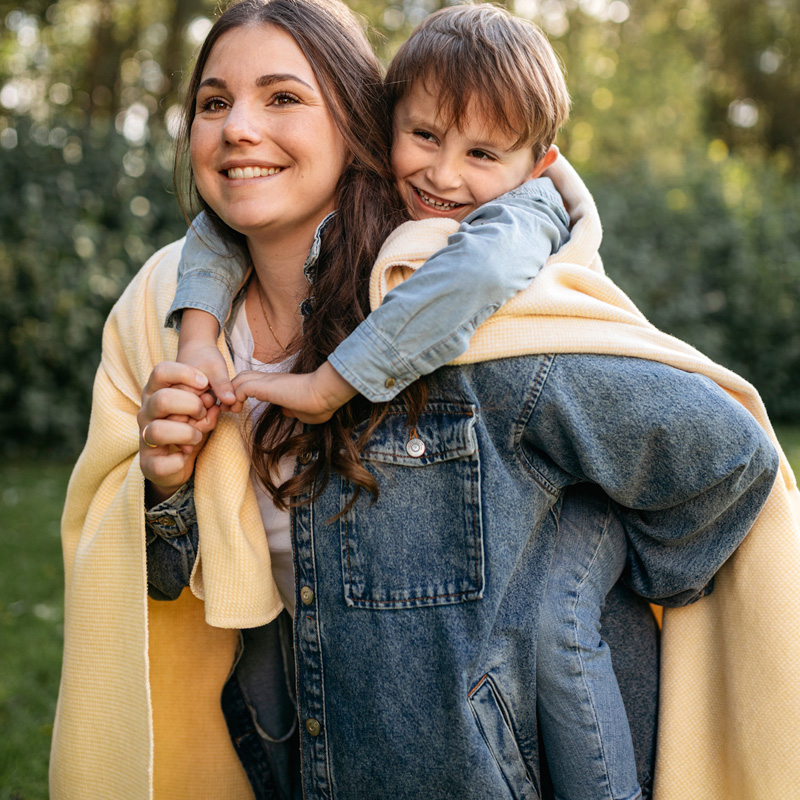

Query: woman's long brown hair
[{"left": 174, "top": 0, "right": 425, "bottom": 513}]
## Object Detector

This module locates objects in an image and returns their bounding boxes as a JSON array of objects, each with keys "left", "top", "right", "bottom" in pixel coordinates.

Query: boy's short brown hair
[{"left": 386, "top": 3, "right": 570, "bottom": 162}]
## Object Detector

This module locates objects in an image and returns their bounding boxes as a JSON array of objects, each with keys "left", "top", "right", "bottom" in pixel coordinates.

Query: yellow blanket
[{"left": 52, "top": 156, "right": 799, "bottom": 799}]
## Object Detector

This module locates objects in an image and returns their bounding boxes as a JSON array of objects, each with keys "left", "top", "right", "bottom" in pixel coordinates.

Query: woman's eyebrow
[
  {"left": 256, "top": 73, "right": 314, "bottom": 90},
  {"left": 197, "top": 73, "right": 315, "bottom": 91}
]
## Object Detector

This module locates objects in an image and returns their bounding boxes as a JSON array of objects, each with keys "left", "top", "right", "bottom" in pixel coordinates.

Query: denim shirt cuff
[
  {"left": 165, "top": 272, "right": 240, "bottom": 332},
  {"left": 328, "top": 320, "right": 419, "bottom": 402},
  {"left": 145, "top": 476, "right": 197, "bottom": 539}
]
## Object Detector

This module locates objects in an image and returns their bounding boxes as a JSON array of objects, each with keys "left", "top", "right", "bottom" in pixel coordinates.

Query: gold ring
[{"left": 142, "top": 424, "right": 158, "bottom": 448}]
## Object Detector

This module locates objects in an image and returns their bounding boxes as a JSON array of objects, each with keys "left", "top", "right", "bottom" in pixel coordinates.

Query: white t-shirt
[{"left": 229, "top": 302, "right": 297, "bottom": 616}]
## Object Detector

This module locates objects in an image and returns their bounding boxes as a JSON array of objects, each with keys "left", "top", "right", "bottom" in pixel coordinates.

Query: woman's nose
[{"left": 222, "top": 101, "right": 263, "bottom": 145}]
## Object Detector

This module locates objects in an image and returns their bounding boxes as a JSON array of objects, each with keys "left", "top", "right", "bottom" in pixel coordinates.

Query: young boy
[{"left": 168, "top": 6, "right": 644, "bottom": 799}]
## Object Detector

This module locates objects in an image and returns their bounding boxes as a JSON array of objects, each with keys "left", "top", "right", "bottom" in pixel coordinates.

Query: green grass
[
  {"left": 1, "top": 429, "right": 799, "bottom": 799},
  {"left": 0, "top": 462, "right": 70, "bottom": 800}
]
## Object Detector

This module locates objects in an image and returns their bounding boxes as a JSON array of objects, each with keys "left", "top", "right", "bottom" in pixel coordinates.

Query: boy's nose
[{"left": 426, "top": 155, "right": 462, "bottom": 191}]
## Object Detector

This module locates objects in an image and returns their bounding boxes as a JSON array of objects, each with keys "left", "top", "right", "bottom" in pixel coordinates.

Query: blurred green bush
[
  {"left": 589, "top": 154, "right": 800, "bottom": 421},
  {"left": 0, "top": 116, "right": 186, "bottom": 457}
]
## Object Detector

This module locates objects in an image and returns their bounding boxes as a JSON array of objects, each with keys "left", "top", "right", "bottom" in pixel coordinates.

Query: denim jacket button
[
  {"left": 305, "top": 718, "right": 321, "bottom": 737},
  {"left": 298, "top": 451, "right": 313, "bottom": 465},
  {"left": 384, "top": 377, "right": 396, "bottom": 389},
  {"left": 300, "top": 586, "right": 314, "bottom": 605},
  {"left": 406, "top": 437, "right": 425, "bottom": 458}
]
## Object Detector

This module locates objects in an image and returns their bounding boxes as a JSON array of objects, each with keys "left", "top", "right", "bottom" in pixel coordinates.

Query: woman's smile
[{"left": 223, "top": 165, "right": 285, "bottom": 180}]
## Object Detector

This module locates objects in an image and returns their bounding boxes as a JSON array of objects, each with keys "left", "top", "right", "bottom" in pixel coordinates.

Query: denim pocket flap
[{"left": 360, "top": 403, "right": 478, "bottom": 467}]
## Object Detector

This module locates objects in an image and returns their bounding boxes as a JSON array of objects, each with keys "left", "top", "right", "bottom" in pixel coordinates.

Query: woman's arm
[{"left": 524, "top": 354, "right": 779, "bottom": 605}]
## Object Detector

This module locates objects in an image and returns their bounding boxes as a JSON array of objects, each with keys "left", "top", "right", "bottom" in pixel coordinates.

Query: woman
[{"left": 51, "top": 1, "right": 784, "bottom": 798}]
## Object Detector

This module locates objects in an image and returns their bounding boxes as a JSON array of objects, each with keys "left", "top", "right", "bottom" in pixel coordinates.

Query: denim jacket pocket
[
  {"left": 340, "top": 402, "right": 484, "bottom": 609},
  {"left": 468, "top": 674, "right": 540, "bottom": 800}
]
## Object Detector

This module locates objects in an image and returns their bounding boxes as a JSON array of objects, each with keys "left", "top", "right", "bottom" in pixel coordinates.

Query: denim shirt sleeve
[
  {"left": 328, "top": 177, "right": 570, "bottom": 402},
  {"left": 165, "top": 212, "right": 250, "bottom": 332},
  {"left": 145, "top": 478, "right": 199, "bottom": 600},
  {"left": 524, "top": 354, "right": 779, "bottom": 606}
]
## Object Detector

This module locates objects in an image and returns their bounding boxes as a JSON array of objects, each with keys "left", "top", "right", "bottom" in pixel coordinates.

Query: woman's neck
[{"left": 244, "top": 235, "right": 313, "bottom": 364}]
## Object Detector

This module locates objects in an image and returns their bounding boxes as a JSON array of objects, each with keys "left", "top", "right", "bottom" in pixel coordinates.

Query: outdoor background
[{"left": 1, "top": 0, "right": 798, "bottom": 796}]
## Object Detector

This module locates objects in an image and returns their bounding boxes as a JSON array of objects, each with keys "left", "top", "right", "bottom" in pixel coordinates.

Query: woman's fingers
[
  {"left": 140, "top": 418, "right": 203, "bottom": 450},
  {"left": 144, "top": 361, "right": 209, "bottom": 398},
  {"left": 140, "top": 387, "right": 207, "bottom": 430}
]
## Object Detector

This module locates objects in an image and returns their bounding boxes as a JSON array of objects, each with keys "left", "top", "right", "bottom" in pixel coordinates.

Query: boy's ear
[{"left": 528, "top": 145, "right": 559, "bottom": 180}]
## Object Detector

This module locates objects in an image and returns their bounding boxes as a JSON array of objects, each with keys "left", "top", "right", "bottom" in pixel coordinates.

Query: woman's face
[{"left": 190, "top": 24, "right": 349, "bottom": 246}]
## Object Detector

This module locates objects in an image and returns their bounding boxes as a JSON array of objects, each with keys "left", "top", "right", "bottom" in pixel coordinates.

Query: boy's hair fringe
[{"left": 386, "top": 3, "right": 571, "bottom": 162}]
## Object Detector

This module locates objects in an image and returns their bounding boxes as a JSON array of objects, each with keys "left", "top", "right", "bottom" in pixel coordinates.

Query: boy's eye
[
  {"left": 413, "top": 129, "right": 437, "bottom": 143},
  {"left": 469, "top": 149, "right": 496, "bottom": 162}
]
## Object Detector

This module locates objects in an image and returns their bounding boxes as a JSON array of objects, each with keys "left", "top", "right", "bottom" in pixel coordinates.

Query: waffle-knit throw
[{"left": 52, "top": 157, "right": 799, "bottom": 798}]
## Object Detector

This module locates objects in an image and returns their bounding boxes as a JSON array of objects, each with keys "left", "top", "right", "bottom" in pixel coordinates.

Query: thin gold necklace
[{"left": 255, "top": 281, "right": 289, "bottom": 352}]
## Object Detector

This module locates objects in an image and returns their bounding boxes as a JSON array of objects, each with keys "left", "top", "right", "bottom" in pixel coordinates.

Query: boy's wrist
[{"left": 315, "top": 362, "right": 358, "bottom": 410}]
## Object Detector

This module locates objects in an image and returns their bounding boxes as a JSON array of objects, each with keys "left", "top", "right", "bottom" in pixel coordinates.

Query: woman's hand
[{"left": 138, "top": 361, "right": 221, "bottom": 506}]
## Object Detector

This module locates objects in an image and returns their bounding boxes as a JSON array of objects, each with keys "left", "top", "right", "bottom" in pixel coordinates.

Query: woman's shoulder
[
  {"left": 100, "top": 238, "right": 186, "bottom": 381},
  {"left": 111, "top": 238, "right": 185, "bottom": 320}
]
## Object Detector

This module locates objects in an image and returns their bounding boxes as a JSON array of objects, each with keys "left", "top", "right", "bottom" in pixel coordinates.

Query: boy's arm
[
  {"left": 165, "top": 211, "right": 250, "bottom": 332},
  {"left": 328, "top": 178, "right": 570, "bottom": 402},
  {"left": 166, "top": 212, "right": 250, "bottom": 407}
]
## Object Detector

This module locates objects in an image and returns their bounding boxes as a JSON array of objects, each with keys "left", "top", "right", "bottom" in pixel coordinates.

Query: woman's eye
[
  {"left": 273, "top": 92, "right": 300, "bottom": 106},
  {"left": 199, "top": 97, "right": 228, "bottom": 113}
]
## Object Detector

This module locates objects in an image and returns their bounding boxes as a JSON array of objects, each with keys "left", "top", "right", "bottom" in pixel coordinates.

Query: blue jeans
[{"left": 537, "top": 484, "right": 641, "bottom": 800}]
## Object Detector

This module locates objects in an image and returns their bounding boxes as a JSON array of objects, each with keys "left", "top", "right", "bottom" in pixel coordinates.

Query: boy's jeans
[{"left": 537, "top": 484, "right": 642, "bottom": 800}]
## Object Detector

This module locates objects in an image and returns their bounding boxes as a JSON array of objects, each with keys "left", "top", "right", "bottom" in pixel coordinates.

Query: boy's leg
[{"left": 537, "top": 484, "right": 641, "bottom": 800}]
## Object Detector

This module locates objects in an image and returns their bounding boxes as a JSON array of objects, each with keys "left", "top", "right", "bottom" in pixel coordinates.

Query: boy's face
[{"left": 391, "top": 80, "right": 550, "bottom": 222}]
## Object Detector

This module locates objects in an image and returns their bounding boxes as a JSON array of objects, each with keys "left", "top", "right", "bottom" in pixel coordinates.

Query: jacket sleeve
[
  {"left": 522, "top": 353, "right": 779, "bottom": 605},
  {"left": 145, "top": 479, "right": 199, "bottom": 600},
  {"left": 328, "top": 178, "right": 570, "bottom": 402},
  {"left": 165, "top": 212, "right": 250, "bottom": 332}
]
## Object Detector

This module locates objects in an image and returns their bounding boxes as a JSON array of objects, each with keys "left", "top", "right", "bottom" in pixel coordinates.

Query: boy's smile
[{"left": 391, "top": 80, "right": 554, "bottom": 222}]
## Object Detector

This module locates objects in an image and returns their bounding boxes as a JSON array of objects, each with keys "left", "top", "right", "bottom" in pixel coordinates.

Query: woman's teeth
[
  {"left": 416, "top": 187, "right": 462, "bottom": 211},
  {"left": 227, "top": 166, "right": 283, "bottom": 179}
]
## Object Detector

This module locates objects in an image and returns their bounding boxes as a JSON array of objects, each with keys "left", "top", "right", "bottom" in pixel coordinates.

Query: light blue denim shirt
[
  {"left": 146, "top": 353, "right": 779, "bottom": 799},
  {"left": 166, "top": 178, "right": 569, "bottom": 402}
]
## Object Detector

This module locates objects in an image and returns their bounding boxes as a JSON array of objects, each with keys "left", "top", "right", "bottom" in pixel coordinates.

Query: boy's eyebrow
[{"left": 197, "top": 73, "right": 315, "bottom": 91}]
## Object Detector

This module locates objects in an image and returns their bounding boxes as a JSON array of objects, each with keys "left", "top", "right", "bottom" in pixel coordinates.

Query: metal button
[
  {"left": 305, "top": 718, "right": 321, "bottom": 737},
  {"left": 384, "top": 377, "right": 396, "bottom": 389},
  {"left": 406, "top": 437, "right": 425, "bottom": 458},
  {"left": 300, "top": 586, "right": 314, "bottom": 606},
  {"left": 298, "top": 451, "right": 313, "bottom": 465}
]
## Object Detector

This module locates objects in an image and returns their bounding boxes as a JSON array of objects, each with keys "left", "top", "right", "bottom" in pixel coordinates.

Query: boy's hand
[
  {"left": 232, "top": 362, "right": 357, "bottom": 425},
  {"left": 138, "top": 361, "right": 221, "bottom": 506},
  {"left": 176, "top": 309, "right": 240, "bottom": 411}
]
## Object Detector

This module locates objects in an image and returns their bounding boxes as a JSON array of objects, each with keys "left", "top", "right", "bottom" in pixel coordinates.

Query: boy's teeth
[
  {"left": 227, "top": 166, "right": 283, "bottom": 179},
  {"left": 418, "top": 188, "right": 461, "bottom": 210}
]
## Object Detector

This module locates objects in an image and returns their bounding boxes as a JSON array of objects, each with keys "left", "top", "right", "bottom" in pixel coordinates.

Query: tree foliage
[{"left": 1, "top": 0, "right": 799, "bottom": 456}]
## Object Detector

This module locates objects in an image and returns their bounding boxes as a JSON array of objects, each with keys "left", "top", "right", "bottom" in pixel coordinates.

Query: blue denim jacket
[
  {"left": 165, "top": 179, "right": 569, "bottom": 402},
  {"left": 147, "top": 353, "right": 778, "bottom": 800}
]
